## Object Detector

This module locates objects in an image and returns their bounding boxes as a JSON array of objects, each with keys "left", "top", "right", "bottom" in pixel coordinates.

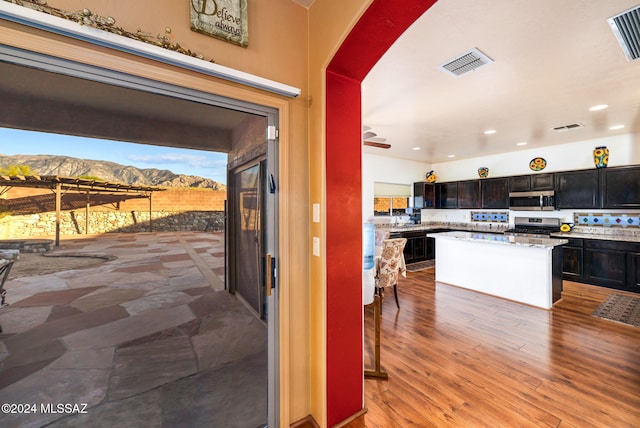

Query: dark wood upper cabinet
[
  {"left": 555, "top": 169, "right": 600, "bottom": 209},
  {"left": 509, "top": 173, "right": 554, "bottom": 192},
  {"left": 599, "top": 165, "right": 640, "bottom": 209},
  {"left": 413, "top": 164, "right": 640, "bottom": 211},
  {"left": 509, "top": 175, "right": 531, "bottom": 192},
  {"left": 436, "top": 182, "right": 458, "bottom": 209},
  {"left": 457, "top": 180, "right": 481, "bottom": 209},
  {"left": 531, "top": 173, "right": 554, "bottom": 190},
  {"left": 481, "top": 178, "right": 509, "bottom": 208},
  {"left": 413, "top": 182, "right": 436, "bottom": 209}
]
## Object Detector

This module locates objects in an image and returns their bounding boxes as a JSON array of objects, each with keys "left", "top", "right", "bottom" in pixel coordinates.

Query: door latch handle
[
  {"left": 266, "top": 254, "right": 272, "bottom": 297},
  {"left": 269, "top": 174, "right": 276, "bottom": 194},
  {"left": 266, "top": 254, "right": 276, "bottom": 296}
]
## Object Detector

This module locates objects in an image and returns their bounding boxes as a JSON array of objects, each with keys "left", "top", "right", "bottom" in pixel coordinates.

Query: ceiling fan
[{"left": 362, "top": 125, "right": 391, "bottom": 149}]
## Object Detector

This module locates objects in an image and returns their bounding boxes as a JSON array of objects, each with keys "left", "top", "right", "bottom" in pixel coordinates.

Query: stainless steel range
[{"left": 504, "top": 217, "right": 561, "bottom": 238}]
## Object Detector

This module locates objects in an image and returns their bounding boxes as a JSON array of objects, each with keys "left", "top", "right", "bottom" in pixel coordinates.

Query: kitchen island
[{"left": 427, "top": 231, "right": 568, "bottom": 309}]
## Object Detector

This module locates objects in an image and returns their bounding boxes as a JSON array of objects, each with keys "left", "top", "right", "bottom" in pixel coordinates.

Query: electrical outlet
[
  {"left": 313, "top": 203, "right": 320, "bottom": 223},
  {"left": 313, "top": 237, "right": 320, "bottom": 256}
]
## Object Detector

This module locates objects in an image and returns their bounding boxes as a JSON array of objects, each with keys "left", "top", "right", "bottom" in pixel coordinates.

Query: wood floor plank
[{"left": 349, "top": 270, "right": 640, "bottom": 427}]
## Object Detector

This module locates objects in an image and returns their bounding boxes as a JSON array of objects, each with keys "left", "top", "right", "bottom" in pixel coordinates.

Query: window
[{"left": 373, "top": 182, "right": 411, "bottom": 216}]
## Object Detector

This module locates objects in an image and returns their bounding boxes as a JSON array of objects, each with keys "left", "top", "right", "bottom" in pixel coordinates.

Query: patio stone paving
[{"left": 0, "top": 232, "right": 266, "bottom": 427}]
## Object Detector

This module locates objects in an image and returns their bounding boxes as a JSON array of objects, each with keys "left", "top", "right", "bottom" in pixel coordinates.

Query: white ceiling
[{"left": 362, "top": 0, "right": 640, "bottom": 164}]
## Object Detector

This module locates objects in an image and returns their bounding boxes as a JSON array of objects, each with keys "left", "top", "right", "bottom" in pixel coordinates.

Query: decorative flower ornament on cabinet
[
  {"left": 529, "top": 157, "right": 547, "bottom": 171},
  {"left": 593, "top": 146, "right": 609, "bottom": 168}
]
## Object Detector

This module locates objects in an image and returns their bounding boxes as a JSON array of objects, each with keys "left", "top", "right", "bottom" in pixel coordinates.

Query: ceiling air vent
[
  {"left": 439, "top": 48, "right": 493, "bottom": 77},
  {"left": 608, "top": 5, "right": 640, "bottom": 61},
  {"left": 552, "top": 123, "right": 584, "bottom": 133}
]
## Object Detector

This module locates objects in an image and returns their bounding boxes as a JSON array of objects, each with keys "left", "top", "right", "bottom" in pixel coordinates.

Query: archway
[{"left": 325, "top": 1, "right": 437, "bottom": 425}]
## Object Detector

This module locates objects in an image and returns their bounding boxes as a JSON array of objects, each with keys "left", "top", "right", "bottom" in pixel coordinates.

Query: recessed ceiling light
[
  {"left": 609, "top": 124, "right": 625, "bottom": 130},
  {"left": 589, "top": 104, "right": 608, "bottom": 111},
  {"left": 516, "top": 142, "right": 527, "bottom": 146},
  {"left": 484, "top": 129, "right": 496, "bottom": 135},
  {"left": 412, "top": 147, "right": 421, "bottom": 151},
  {"left": 447, "top": 154, "right": 456, "bottom": 158}
]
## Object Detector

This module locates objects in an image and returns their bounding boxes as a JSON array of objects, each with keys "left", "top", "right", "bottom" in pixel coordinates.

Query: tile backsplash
[
  {"left": 471, "top": 211, "right": 509, "bottom": 223},
  {"left": 574, "top": 213, "right": 640, "bottom": 227}
]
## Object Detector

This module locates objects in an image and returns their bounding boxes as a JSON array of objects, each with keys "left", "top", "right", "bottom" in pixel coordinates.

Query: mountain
[{"left": 0, "top": 154, "right": 226, "bottom": 190}]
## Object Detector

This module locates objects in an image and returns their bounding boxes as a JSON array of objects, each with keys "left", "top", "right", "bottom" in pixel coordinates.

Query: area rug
[
  {"left": 405, "top": 260, "right": 435, "bottom": 273},
  {"left": 592, "top": 294, "right": 640, "bottom": 328}
]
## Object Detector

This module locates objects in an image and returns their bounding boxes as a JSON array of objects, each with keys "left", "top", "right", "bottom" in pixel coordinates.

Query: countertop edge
[
  {"left": 427, "top": 231, "right": 568, "bottom": 248},
  {"left": 376, "top": 224, "right": 639, "bottom": 243},
  {"left": 550, "top": 232, "right": 640, "bottom": 244}
]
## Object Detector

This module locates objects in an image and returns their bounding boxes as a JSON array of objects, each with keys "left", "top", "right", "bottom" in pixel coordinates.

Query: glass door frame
[{"left": 0, "top": 45, "right": 281, "bottom": 427}]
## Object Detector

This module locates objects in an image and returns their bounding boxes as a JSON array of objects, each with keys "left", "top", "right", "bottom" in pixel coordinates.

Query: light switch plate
[
  {"left": 313, "top": 203, "right": 320, "bottom": 223},
  {"left": 313, "top": 237, "right": 320, "bottom": 256}
]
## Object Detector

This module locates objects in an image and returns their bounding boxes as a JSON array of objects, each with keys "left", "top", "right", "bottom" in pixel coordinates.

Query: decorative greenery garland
[{"left": 3, "top": 0, "right": 215, "bottom": 62}]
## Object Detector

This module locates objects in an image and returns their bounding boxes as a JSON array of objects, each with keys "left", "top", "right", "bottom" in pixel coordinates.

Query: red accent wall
[
  {"left": 325, "top": 1, "right": 438, "bottom": 425},
  {"left": 326, "top": 70, "right": 363, "bottom": 425}
]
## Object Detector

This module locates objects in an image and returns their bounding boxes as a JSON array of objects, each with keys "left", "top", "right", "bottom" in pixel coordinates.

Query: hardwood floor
[{"left": 348, "top": 269, "right": 640, "bottom": 428}]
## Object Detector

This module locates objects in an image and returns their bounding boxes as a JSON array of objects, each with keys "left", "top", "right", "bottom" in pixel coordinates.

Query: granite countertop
[
  {"left": 383, "top": 225, "right": 448, "bottom": 232},
  {"left": 550, "top": 231, "right": 640, "bottom": 243},
  {"left": 379, "top": 222, "right": 508, "bottom": 234},
  {"left": 377, "top": 222, "right": 639, "bottom": 243},
  {"left": 426, "top": 231, "right": 568, "bottom": 248}
]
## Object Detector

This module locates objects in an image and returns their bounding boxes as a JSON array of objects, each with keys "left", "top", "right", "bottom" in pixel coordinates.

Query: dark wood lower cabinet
[
  {"left": 426, "top": 237, "right": 435, "bottom": 260},
  {"left": 562, "top": 240, "right": 583, "bottom": 281},
  {"left": 411, "top": 234, "right": 427, "bottom": 262},
  {"left": 584, "top": 247, "right": 627, "bottom": 289},
  {"left": 627, "top": 252, "right": 640, "bottom": 291},
  {"left": 397, "top": 230, "right": 442, "bottom": 264},
  {"left": 401, "top": 231, "right": 428, "bottom": 264},
  {"left": 563, "top": 238, "right": 640, "bottom": 293}
]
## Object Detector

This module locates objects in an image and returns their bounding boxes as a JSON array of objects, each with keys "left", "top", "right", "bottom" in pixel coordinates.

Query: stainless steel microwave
[{"left": 509, "top": 190, "right": 555, "bottom": 211}]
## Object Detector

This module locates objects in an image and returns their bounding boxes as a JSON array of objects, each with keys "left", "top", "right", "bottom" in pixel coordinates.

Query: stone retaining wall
[{"left": 0, "top": 211, "right": 225, "bottom": 239}]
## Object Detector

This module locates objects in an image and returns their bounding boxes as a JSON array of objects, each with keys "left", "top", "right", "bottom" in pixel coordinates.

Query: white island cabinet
[{"left": 427, "top": 231, "right": 568, "bottom": 309}]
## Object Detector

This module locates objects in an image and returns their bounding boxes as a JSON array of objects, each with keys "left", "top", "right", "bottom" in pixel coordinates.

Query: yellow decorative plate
[
  {"left": 560, "top": 223, "right": 572, "bottom": 233},
  {"left": 529, "top": 157, "right": 547, "bottom": 171}
]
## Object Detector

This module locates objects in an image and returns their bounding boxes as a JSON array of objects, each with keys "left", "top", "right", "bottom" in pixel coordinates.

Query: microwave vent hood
[{"left": 509, "top": 190, "right": 555, "bottom": 211}]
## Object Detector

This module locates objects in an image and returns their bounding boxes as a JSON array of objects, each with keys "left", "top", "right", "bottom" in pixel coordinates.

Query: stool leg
[
  {"left": 393, "top": 283, "right": 400, "bottom": 309},
  {"left": 376, "top": 286, "right": 384, "bottom": 315},
  {"left": 364, "top": 294, "right": 388, "bottom": 380}
]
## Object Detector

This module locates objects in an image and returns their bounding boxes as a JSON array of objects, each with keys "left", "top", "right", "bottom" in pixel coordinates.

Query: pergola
[{"left": 0, "top": 175, "right": 165, "bottom": 246}]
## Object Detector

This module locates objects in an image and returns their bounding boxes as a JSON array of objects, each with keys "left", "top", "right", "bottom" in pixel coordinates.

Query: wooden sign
[{"left": 190, "top": 0, "right": 248, "bottom": 47}]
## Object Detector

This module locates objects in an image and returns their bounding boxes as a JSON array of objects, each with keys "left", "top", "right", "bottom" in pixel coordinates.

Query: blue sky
[{"left": 0, "top": 128, "right": 228, "bottom": 184}]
